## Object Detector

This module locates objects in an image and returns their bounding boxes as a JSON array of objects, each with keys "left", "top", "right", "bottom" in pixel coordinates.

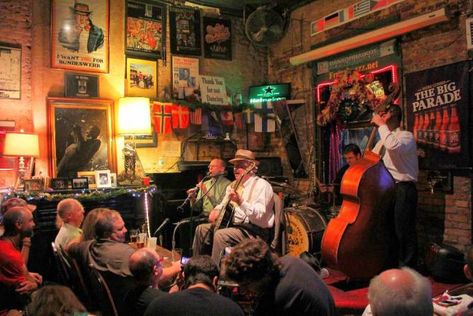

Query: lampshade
[
  {"left": 3, "top": 132, "right": 39, "bottom": 157},
  {"left": 117, "top": 97, "right": 152, "bottom": 135}
]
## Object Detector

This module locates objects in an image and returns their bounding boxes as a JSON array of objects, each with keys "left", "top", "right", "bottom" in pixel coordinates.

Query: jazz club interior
[{"left": 0, "top": 0, "right": 472, "bottom": 315}]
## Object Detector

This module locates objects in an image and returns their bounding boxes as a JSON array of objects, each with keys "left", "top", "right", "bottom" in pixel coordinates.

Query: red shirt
[{"left": 0, "top": 239, "right": 27, "bottom": 286}]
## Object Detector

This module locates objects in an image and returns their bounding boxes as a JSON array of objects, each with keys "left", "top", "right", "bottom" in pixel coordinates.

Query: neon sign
[{"left": 248, "top": 83, "right": 291, "bottom": 104}]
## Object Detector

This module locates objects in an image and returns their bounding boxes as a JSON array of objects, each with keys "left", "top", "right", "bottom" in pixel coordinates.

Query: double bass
[{"left": 321, "top": 95, "right": 398, "bottom": 279}]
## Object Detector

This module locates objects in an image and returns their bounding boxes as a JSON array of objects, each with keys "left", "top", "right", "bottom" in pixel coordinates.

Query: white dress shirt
[{"left": 373, "top": 125, "right": 419, "bottom": 182}]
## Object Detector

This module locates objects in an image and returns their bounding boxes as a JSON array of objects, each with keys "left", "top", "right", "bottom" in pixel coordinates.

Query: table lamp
[
  {"left": 3, "top": 131, "right": 40, "bottom": 189},
  {"left": 117, "top": 97, "right": 151, "bottom": 184}
]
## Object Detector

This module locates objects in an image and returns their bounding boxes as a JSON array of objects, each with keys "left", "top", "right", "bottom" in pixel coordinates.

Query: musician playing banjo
[{"left": 192, "top": 149, "right": 274, "bottom": 265}]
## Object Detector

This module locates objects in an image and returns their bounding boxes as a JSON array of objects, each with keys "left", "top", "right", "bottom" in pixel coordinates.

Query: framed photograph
[
  {"left": 203, "top": 17, "right": 232, "bottom": 60},
  {"left": 172, "top": 56, "right": 199, "bottom": 99},
  {"left": 0, "top": 42, "right": 21, "bottom": 99},
  {"left": 72, "top": 177, "right": 89, "bottom": 189},
  {"left": 51, "top": 0, "right": 109, "bottom": 73},
  {"left": 126, "top": 0, "right": 165, "bottom": 59},
  {"left": 126, "top": 57, "right": 157, "bottom": 98},
  {"left": 24, "top": 179, "right": 44, "bottom": 192},
  {"left": 95, "top": 170, "right": 111, "bottom": 188},
  {"left": 77, "top": 171, "right": 96, "bottom": 189},
  {"left": 110, "top": 172, "right": 117, "bottom": 187},
  {"left": 47, "top": 97, "right": 116, "bottom": 178},
  {"left": 51, "top": 178, "right": 71, "bottom": 190},
  {"left": 65, "top": 72, "right": 99, "bottom": 98},
  {"left": 169, "top": 6, "right": 201, "bottom": 56}
]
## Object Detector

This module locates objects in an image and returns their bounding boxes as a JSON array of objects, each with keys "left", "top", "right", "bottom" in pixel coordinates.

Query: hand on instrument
[
  {"left": 29, "top": 272, "right": 43, "bottom": 285},
  {"left": 228, "top": 189, "right": 242, "bottom": 205},
  {"left": 15, "top": 280, "right": 38, "bottom": 294},
  {"left": 209, "top": 209, "right": 219, "bottom": 223},
  {"left": 371, "top": 112, "right": 388, "bottom": 127},
  {"left": 197, "top": 182, "right": 207, "bottom": 193},
  {"left": 186, "top": 188, "right": 198, "bottom": 200}
]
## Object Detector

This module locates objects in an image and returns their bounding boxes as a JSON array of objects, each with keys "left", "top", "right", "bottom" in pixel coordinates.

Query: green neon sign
[{"left": 248, "top": 83, "right": 291, "bottom": 104}]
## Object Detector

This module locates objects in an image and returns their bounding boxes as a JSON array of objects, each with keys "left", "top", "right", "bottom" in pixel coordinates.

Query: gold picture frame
[
  {"left": 47, "top": 97, "right": 116, "bottom": 178},
  {"left": 126, "top": 57, "right": 157, "bottom": 98},
  {"left": 77, "top": 171, "right": 97, "bottom": 189}
]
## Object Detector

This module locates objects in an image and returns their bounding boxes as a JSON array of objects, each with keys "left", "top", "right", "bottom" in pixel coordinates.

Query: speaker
[{"left": 257, "top": 157, "right": 283, "bottom": 177}]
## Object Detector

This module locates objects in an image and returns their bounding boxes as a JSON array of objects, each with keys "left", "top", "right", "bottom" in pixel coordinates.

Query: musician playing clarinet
[{"left": 192, "top": 149, "right": 274, "bottom": 265}]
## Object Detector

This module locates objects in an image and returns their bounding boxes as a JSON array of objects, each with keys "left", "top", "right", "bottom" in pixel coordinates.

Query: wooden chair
[
  {"left": 88, "top": 264, "right": 119, "bottom": 316},
  {"left": 68, "top": 257, "right": 96, "bottom": 312},
  {"left": 51, "top": 242, "right": 70, "bottom": 285}
]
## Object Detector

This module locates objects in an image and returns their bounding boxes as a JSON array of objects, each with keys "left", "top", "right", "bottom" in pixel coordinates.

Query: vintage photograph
[
  {"left": 172, "top": 56, "right": 199, "bottom": 99},
  {"left": 47, "top": 97, "right": 116, "bottom": 178},
  {"left": 77, "top": 171, "right": 96, "bottom": 189},
  {"left": 126, "top": 57, "right": 157, "bottom": 98},
  {"left": 51, "top": 178, "right": 71, "bottom": 190},
  {"left": 72, "top": 177, "right": 89, "bottom": 189},
  {"left": 51, "top": 0, "right": 109, "bottom": 73},
  {"left": 110, "top": 172, "right": 117, "bottom": 187},
  {"left": 169, "top": 6, "right": 201, "bottom": 56},
  {"left": 95, "top": 169, "right": 111, "bottom": 188},
  {"left": 126, "top": 0, "right": 165, "bottom": 59},
  {"left": 0, "top": 42, "right": 21, "bottom": 99},
  {"left": 23, "top": 179, "right": 44, "bottom": 192}
]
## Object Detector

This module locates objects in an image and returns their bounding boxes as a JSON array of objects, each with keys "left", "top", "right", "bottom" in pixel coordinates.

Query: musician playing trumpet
[{"left": 192, "top": 149, "right": 274, "bottom": 265}]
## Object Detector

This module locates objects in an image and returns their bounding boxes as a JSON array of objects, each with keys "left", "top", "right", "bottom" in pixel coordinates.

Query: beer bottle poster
[{"left": 405, "top": 61, "right": 471, "bottom": 170}]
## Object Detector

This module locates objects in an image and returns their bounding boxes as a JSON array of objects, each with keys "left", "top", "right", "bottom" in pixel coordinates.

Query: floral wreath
[{"left": 316, "top": 70, "right": 389, "bottom": 126}]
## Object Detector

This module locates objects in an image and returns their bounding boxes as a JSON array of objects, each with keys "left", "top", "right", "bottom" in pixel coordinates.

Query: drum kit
[{"left": 268, "top": 179, "right": 340, "bottom": 258}]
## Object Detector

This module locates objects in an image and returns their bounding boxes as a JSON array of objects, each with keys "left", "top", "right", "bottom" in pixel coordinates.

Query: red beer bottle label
[
  {"left": 447, "top": 104, "right": 460, "bottom": 153},
  {"left": 433, "top": 109, "right": 442, "bottom": 148},
  {"left": 413, "top": 113, "right": 419, "bottom": 141},
  {"left": 439, "top": 107, "right": 449, "bottom": 151},
  {"left": 417, "top": 113, "right": 424, "bottom": 143},
  {"left": 427, "top": 111, "right": 435, "bottom": 146}
]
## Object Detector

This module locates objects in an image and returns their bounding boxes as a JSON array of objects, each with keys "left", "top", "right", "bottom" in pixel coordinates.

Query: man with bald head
[
  {"left": 54, "top": 198, "right": 85, "bottom": 251},
  {"left": 125, "top": 248, "right": 168, "bottom": 316},
  {"left": 363, "top": 267, "right": 433, "bottom": 316},
  {"left": 0, "top": 206, "right": 42, "bottom": 313}
]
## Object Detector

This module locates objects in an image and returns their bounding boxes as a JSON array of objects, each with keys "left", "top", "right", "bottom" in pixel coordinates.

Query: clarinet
[{"left": 177, "top": 173, "right": 211, "bottom": 211}]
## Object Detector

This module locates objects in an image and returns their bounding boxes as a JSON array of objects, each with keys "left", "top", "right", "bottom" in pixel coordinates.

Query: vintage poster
[
  {"left": 405, "top": 61, "right": 471, "bottom": 170},
  {"left": 203, "top": 17, "right": 232, "bottom": 60},
  {"left": 172, "top": 56, "right": 199, "bottom": 98},
  {"left": 126, "top": 0, "right": 165, "bottom": 59},
  {"left": 0, "top": 43, "right": 21, "bottom": 99},
  {"left": 51, "top": 0, "right": 109, "bottom": 73},
  {"left": 198, "top": 75, "right": 227, "bottom": 105},
  {"left": 169, "top": 6, "right": 201, "bottom": 56}
]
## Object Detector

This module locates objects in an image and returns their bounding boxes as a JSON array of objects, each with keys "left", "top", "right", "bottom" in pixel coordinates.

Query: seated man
[
  {"left": 223, "top": 238, "right": 335, "bottom": 316},
  {"left": 192, "top": 149, "right": 274, "bottom": 264},
  {"left": 125, "top": 248, "right": 168, "bottom": 316},
  {"left": 363, "top": 267, "right": 433, "bottom": 316},
  {"left": 54, "top": 198, "right": 85, "bottom": 251},
  {"left": 333, "top": 144, "right": 361, "bottom": 205},
  {"left": 0, "top": 206, "right": 42, "bottom": 314},
  {"left": 145, "top": 255, "right": 243, "bottom": 316}
]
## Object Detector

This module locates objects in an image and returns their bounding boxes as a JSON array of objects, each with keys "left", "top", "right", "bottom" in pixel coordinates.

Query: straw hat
[
  {"left": 71, "top": 2, "right": 92, "bottom": 16},
  {"left": 1, "top": 197, "right": 37, "bottom": 215},
  {"left": 229, "top": 149, "right": 260, "bottom": 166}
]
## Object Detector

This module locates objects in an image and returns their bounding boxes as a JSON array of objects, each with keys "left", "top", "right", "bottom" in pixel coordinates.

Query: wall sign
[
  {"left": 248, "top": 83, "right": 290, "bottom": 104},
  {"left": 65, "top": 72, "right": 99, "bottom": 98},
  {"left": 198, "top": 75, "right": 228, "bottom": 105}
]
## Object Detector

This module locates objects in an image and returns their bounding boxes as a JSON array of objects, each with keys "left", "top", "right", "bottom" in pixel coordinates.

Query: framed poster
[
  {"left": 51, "top": 0, "right": 109, "bottom": 73},
  {"left": 126, "top": 0, "right": 165, "bottom": 59},
  {"left": 47, "top": 97, "right": 116, "bottom": 178},
  {"left": 64, "top": 72, "right": 99, "bottom": 98},
  {"left": 172, "top": 56, "right": 199, "bottom": 98},
  {"left": 126, "top": 57, "right": 157, "bottom": 98},
  {"left": 203, "top": 17, "right": 232, "bottom": 60},
  {"left": 169, "top": 6, "right": 201, "bottom": 56},
  {"left": 0, "top": 42, "right": 21, "bottom": 99}
]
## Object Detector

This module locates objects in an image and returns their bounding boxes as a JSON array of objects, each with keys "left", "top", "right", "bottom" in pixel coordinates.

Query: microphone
[{"left": 153, "top": 218, "right": 170, "bottom": 236}]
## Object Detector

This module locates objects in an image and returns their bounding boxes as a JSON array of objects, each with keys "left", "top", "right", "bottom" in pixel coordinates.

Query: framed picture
[
  {"left": 47, "top": 97, "right": 116, "bottom": 178},
  {"left": 0, "top": 42, "right": 21, "bottom": 99},
  {"left": 51, "top": 178, "right": 71, "bottom": 190},
  {"left": 169, "top": 6, "right": 201, "bottom": 56},
  {"left": 172, "top": 56, "right": 199, "bottom": 99},
  {"left": 110, "top": 172, "right": 117, "bottom": 187},
  {"left": 64, "top": 72, "right": 99, "bottom": 98},
  {"left": 72, "top": 177, "right": 89, "bottom": 189},
  {"left": 125, "top": 0, "right": 166, "bottom": 59},
  {"left": 126, "top": 57, "right": 157, "bottom": 98},
  {"left": 95, "top": 170, "right": 111, "bottom": 188},
  {"left": 203, "top": 17, "right": 232, "bottom": 60},
  {"left": 77, "top": 171, "right": 96, "bottom": 189},
  {"left": 24, "top": 179, "right": 44, "bottom": 192},
  {"left": 0, "top": 120, "right": 16, "bottom": 171},
  {"left": 51, "top": 0, "right": 109, "bottom": 73},
  {"left": 125, "top": 133, "right": 157, "bottom": 148}
]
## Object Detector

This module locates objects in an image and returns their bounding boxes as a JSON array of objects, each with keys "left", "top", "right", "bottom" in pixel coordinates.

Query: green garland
[{"left": 155, "top": 98, "right": 274, "bottom": 115}]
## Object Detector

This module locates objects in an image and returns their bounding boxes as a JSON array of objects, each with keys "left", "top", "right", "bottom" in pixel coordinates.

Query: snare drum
[{"left": 283, "top": 206, "right": 327, "bottom": 257}]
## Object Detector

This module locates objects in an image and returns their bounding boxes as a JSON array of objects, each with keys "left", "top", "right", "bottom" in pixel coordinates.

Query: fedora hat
[
  {"left": 71, "top": 2, "right": 92, "bottom": 15},
  {"left": 1, "top": 197, "right": 37, "bottom": 215},
  {"left": 229, "top": 149, "right": 260, "bottom": 166}
]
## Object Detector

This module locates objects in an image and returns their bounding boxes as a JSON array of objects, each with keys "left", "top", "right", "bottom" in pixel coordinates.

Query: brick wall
[{"left": 269, "top": 0, "right": 472, "bottom": 256}]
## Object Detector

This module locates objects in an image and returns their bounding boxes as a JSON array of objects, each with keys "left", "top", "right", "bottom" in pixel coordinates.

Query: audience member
[
  {"left": 223, "top": 238, "right": 336, "bottom": 316},
  {"left": 26, "top": 285, "right": 88, "bottom": 316},
  {"left": 54, "top": 198, "right": 84, "bottom": 251},
  {"left": 363, "top": 267, "right": 433, "bottom": 316},
  {"left": 125, "top": 248, "right": 168, "bottom": 316},
  {"left": 80, "top": 207, "right": 108, "bottom": 242},
  {"left": 145, "top": 255, "right": 243, "bottom": 316},
  {"left": 0, "top": 207, "right": 42, "bottom": 314}
]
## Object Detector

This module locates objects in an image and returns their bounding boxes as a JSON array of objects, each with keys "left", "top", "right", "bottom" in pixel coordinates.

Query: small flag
[
  {"left": 349, "top": 0, "right": 371, "bottom": 18},
  {"left": 190, "top": 108, "right": 202, "bottom": 125},
  {"left": 234, "top": 112, "right": 244, "bottom": 131},
  {"left": 202, "top": 110, "right": 222, "bottom": 137},
  {"left": 152, "top": 102, "right": 172, "bottom": 134},
  {"left": 243, "top": 108, "right": 254, "bottom": 125},
  {"left": 254, "top": 101, "right": 276, "bottom": 133},
  {"left": 220, "top": 111, "right": 234, "bottom": 126},
  {"left": 171, "top": 104, "right": 190, "bottom": 129}
]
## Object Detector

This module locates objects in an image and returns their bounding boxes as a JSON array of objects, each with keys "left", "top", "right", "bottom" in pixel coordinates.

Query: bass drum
[{"left": 283, "top": 206, "right": 327, "bottom": 257}]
